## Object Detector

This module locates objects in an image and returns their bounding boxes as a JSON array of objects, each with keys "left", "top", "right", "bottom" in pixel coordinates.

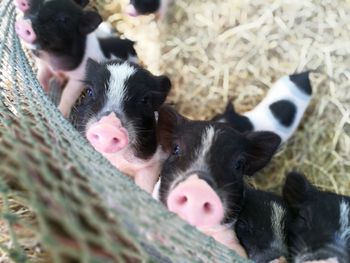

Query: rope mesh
[{"left": 0, "top": 1, "right": 249, "bottom": 262}]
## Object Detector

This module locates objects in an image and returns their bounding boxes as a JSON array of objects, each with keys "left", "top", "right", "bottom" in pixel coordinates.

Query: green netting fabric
[{"left": 0, "top": 1, "right": 249, "bottom": 262}]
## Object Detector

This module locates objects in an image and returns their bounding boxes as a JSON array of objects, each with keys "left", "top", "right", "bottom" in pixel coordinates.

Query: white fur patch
[
  {"left": 271, "top": 202, "right": 286, "bottom": 247},
  {"left": 244, "top": 76, "right": 311, "bottom": 143},
  {"left": 104, "top": 62, "right": 135, "bottom": 113},
  {"left": 339, "top": 201, "right": 350, "bottom": 241},
  {"left": 152, "top": 178, "right": 161, "bottom": 200}
]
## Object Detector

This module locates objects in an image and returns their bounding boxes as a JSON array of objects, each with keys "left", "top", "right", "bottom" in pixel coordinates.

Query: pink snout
[
  {"left": 15, "top": 0, "right": 30, "bottom": 12},
  {"left": 126, "top": 4, "right": 139, "bottom": 17},
  {"left": 15, "top": 19, "right": 36, "bottom": 44},
  {"left": 167, "top": 175, "right": 224, "bottom": 228},
  {"left": 86, "top": 113, "right": 129, "bottom": 154}
]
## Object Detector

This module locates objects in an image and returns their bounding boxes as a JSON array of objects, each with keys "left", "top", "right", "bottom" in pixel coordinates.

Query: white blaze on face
[
  {"left": 271, "top": 202, "right": 287, "bottom": 252},
  {"left": 168, "top": 126, "right": 216, "bottom": 193},
  {"left": 103, "top": 63, "right": 136, "bottom": 114}
]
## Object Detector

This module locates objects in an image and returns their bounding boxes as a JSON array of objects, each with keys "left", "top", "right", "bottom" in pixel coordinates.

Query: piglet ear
[
  {"left": 74, "top": 0, "right": 89, "bottom": 7},
  {"left": 150, "top": 75, "right": 172, "bottom": 110},
  {"left": 85, "top": 58, "right": 101, "bottom": 78},
  {"left": 283, "top": 172, "right": 315, "bottom": 210},
  {"left": 242, "top": 131, "right": 281, "bottom": 176},
  {"left": 79, "top": 10, "right": 102, "bottom": 35},
  {"left": 157, "top": 105, "right": 187, "bottom": 152}
]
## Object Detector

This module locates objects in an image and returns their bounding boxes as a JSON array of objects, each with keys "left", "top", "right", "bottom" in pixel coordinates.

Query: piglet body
[
  {"left": 214, "top": 72, "right": 312, "bottom": 143},
  {"left": 283, "top": 172, "right": 350, "bottom": 263}
]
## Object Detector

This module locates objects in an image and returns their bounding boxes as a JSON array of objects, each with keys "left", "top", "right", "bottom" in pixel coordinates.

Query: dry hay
[{"left": 2, "top": 0, "right": 350, "bottom": 261}]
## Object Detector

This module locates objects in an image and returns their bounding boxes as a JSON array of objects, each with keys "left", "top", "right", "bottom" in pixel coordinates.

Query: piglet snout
[
  {"left": 15, "top": 0, "right": 30, "bottom": 12},
  {"left": 15, "top": 19, "right": 36, "bottom": 44},
  {"left": 86, "top": 113, "right": 129, "bottom": 154},
  {"left": 167, "top": 175, "right": 224, "bottom": 228}
]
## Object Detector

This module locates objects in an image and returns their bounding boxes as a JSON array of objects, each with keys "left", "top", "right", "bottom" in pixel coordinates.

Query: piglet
[
  {"left": 213, "top": 72, "right": 312, "bottom": 143},
  {"left": 154, "top": 106, "right": 288, "bottom": 261},
  {"left": 126, "top": 0, "right": 171, "bottom": 18},
  {"left": 15, "top": 0, "right": 137, "bottom": 117},
  {"left": 283, "top": 172, "right": 350, "bottom": 263},
  {"left": 74, "top": 59, "right": 171, "bottom": 193},
  {"left": 235, "top": 188, "right": 289, "bottom": 263}
]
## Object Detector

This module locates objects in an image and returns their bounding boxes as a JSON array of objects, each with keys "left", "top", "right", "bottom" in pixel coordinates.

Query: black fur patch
[
  {"left": 235, "top": 188, "right": 288, "bottom": 262},
  {"left": 283, "top": 172, "right": 350, "bottom": 262},
  {"left": 269, "top": 100, "right": 296, "bottom": 127},
  {"left": 98, "top": 38, "right": 136, "bottom": 60},
  {"left": 130, "top": 0, "right": 160, "bottom": 14},
  {"left": 289, "top": 72, "right": 312, "bottom": 95},
  {"left": 212, "top": 103, "right": 253, "bottom": 133}
]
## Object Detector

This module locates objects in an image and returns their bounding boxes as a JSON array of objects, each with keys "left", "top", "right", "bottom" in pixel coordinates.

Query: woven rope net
[{"left": 0, "top": 0, "right": 248, "bottom": 262}]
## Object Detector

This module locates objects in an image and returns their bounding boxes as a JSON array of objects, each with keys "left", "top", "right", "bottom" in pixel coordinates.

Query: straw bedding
[{"left": 1, "top": 0, "right": 350, "bottom": 261}]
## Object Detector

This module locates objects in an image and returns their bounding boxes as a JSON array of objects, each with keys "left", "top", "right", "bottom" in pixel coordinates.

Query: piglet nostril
[
  {"left": 177, "top": 195, "right": 188, "bottom": 205},
  {"left": 203, "top": 202, "right": 212, "bottom": 213},
  {"left": 26, "top": 30, "right": 31, "bottom": 36}
]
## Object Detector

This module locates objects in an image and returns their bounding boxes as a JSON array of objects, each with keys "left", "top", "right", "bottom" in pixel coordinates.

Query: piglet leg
[
  {"left": 36, "top": 59, "right": 53, "bottom": 92},
  {"left": 200, "top": 225, "right": 248, "bottom": 259},
  {"left": 58, "top": 79, "right": 84, "bottom": 118}
]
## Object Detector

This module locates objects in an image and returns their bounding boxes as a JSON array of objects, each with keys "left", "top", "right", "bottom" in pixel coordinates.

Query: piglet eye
[
  {"left": 172, "top": 145, "right": 180, "bottom": 156},
  {"left": 234, "top": 157, "right": 246, "bottom": 171},
  {"left": 141, "top": 95, "right": 150, "bottom": 104},
  {"left": 87, "top": 87, "right": 94, "bottom": 98},
  {"left": 57, "top": 15, "right": 68, "bottom": 24}
]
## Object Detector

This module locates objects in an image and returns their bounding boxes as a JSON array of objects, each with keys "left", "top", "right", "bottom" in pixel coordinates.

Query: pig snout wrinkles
[
  {"left": 86, "top": 113, "right": 129, "bottom": 154},
  {"left": 15, "top": 19, "right": 36, "bottom": 44},
  {"left": 15, "top": 0, "right": 30, "bottom": 12},
  {"left": 167, "top": 175, "right": 224, "bottom": 228}
]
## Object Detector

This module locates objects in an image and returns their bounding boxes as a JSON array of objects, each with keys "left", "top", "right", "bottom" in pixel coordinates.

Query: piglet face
[
  {"left": 283, "top": 172, "right": 350, "bottom": 263},
  {"left": 127, "top": 0, "right": 160, "bottom": 16},
  {"left": 76, "top": 59, "right": 171, "bottom": 160},
  {"left": 15, "top": 0, "right": 101, "bottom": 69},
  {"left": 157, "top": 107, "right": 281, "bottom": 228}
]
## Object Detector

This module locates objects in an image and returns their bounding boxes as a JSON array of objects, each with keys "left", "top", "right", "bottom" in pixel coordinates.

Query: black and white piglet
[
  {"left": 126, "top": 0, "right": 171, "bottom": 18},
  {"left": 74, "top": 59, "right": 171, "bottom": 193},
  {"left": 235, "top": 188, "right": 289, "bottom": 263},
  {"left": 283, "top": 172, "right": 350, "bottom": 263},
  {"left": 154, "top": 106, "right": 289, "bottom": 261},
  {"left": 15, "top": 0, "right": 137, "bottom": 117},
  {"left": 213, "top": 72, "right": 312, "bottom": 143}
]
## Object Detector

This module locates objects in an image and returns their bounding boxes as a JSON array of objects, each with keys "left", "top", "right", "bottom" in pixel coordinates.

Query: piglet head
[
  {"left": 76, "top": 59, "right": 171, "bottom": 161},
  {"left": 283, "top": 172, "right": 350, "bottom": 263},
  {"left": 127, "top": 0, "right": 160, "bottom": 16},
  {"left": 15, "top": 0, "right": 101, "bottom": 70},
  {"left": 156, "top": 106, "right": 281, "bottom": 228}
]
